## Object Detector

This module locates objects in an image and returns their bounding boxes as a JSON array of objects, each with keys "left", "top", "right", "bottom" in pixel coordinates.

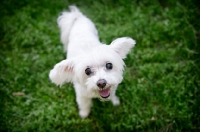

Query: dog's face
[
  {"left": 49, "top": 37, "right": 135, "bottom": 99},
  {"left": 73, "top": 45, "right": 124, "bottom": 99}
]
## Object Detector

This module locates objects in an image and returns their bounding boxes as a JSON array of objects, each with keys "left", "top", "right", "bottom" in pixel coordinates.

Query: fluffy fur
[{"left": 49, "top": 6, "right": 136, "bottom": 118}]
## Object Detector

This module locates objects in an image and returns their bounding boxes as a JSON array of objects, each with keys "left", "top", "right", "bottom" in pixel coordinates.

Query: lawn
[{"left": 0, "top": 0, "right": 200, "bottom": 131}]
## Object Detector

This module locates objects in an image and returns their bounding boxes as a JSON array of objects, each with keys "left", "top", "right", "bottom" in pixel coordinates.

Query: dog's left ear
[
  {"left": 110, "top": 37, "right": 136, "bottom": 59},
  {"left": 49, "top": 58, "right": 75, "bottom": 86}
]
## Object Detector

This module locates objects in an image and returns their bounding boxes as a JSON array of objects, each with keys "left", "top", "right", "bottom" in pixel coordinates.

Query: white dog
[{"left": 49, "top": 6, "right": 136, "bottom": 118}]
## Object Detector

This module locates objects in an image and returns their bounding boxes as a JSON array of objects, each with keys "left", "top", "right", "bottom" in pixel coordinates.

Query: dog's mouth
[{"left": 99, "top": 87, "right": 110, "bottom": 98}]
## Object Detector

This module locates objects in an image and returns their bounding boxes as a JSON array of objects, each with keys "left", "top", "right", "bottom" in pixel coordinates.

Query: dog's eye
[
  {"left": 85, "top": 68, "right": 92, "bottom": 75},
  {"left": 106, "top": 63, "right": 113, "bottom": 70}
]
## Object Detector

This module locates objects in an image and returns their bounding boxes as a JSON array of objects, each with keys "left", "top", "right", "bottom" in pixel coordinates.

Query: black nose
[{"left": 97, "top": 79, "right": 107, "bottom": 88}]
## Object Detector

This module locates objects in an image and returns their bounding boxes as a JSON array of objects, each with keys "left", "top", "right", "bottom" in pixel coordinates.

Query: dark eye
[
  {"left": 106, "top": 63, "right": 113, "bottom": 70},
  {"left": 85, "top": 68, "right": 92, "bottom": 75}
]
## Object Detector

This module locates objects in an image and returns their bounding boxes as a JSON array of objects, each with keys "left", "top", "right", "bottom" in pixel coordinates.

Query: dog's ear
[
  {"left": 49, "top": 59, "right": 75, "bottom": 86},
  {"left": 110, "top": 37, "right": 136, "bottom": 59}
]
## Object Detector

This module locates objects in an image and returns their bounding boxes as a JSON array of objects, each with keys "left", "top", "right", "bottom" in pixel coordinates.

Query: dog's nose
[{"left": 97, "top": 79, "right": 107, "bottom": 88}]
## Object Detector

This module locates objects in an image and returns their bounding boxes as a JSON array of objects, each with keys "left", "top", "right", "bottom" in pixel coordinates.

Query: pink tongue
[{"left": 99, "top": 88, "right": 110, "bottom": 98}]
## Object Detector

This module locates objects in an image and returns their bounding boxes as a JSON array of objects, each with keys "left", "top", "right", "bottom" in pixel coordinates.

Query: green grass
[{"left": 0, "top": 0, "right": 200, "bottom": 131}]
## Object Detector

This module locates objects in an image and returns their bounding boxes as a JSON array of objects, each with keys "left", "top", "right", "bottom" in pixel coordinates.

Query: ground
[{"left": 0, "top": 0, "right": 200, "bottom": 131}]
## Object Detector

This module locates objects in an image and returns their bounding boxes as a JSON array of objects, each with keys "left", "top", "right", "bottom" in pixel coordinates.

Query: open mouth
[{"left": 99, "top": 87, "right": 110, "bottom": 98}]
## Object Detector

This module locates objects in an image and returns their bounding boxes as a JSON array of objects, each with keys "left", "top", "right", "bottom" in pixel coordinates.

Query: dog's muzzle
[
  {"left": 97, "top": 79, "right": 107, "bottom": 88},
  {"left": 97, "top": 79, "right": 110, "bottom": 98}
]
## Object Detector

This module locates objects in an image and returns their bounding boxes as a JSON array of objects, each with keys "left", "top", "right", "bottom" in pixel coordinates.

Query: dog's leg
[
  {"left": 76, "top": 95, "right": 92, "bottom": 118},
  {"left": 74, "top": 84, "right": 92, "bottom": 118},
  {"left": 111, "top": 87, "right": 120, "bottom": 106},
  {"left": 111, "top": 95, "right": 120, "bottom": 106}
]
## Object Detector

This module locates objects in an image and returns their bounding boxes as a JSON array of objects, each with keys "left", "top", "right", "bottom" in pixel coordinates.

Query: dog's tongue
[{"left": 99, "top": 88, "right": 110, "bottom": 98}]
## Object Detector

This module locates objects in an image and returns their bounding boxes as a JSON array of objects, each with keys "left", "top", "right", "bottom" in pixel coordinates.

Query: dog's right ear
[
  {"left": 49, "top": 59, "right": 75, "bottom": 86},
  {"left": 110, "top": 37, "right": 136, "bottom": 59}
]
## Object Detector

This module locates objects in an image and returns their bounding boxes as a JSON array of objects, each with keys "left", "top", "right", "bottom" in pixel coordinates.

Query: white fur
[{"left": 49, "top": 6, "right": 136, "bottom": 118}]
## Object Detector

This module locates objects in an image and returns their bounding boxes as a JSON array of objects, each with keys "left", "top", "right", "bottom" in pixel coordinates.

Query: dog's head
[{"left": 49, "top": 37, "right": 136, "bottom": 99}]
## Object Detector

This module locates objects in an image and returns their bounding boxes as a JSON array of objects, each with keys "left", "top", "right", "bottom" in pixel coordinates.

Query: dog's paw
[
  {"left": 112, "top": 96, "right": 120, "bottom": 106},
  {"left": 79, "top": 109, "right": 90, "bottom": 119}
]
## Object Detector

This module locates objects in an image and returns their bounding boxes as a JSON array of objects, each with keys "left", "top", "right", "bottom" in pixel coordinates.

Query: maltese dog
[{"left": 49, "top": 6, "right": 136, "bottom": 118}]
